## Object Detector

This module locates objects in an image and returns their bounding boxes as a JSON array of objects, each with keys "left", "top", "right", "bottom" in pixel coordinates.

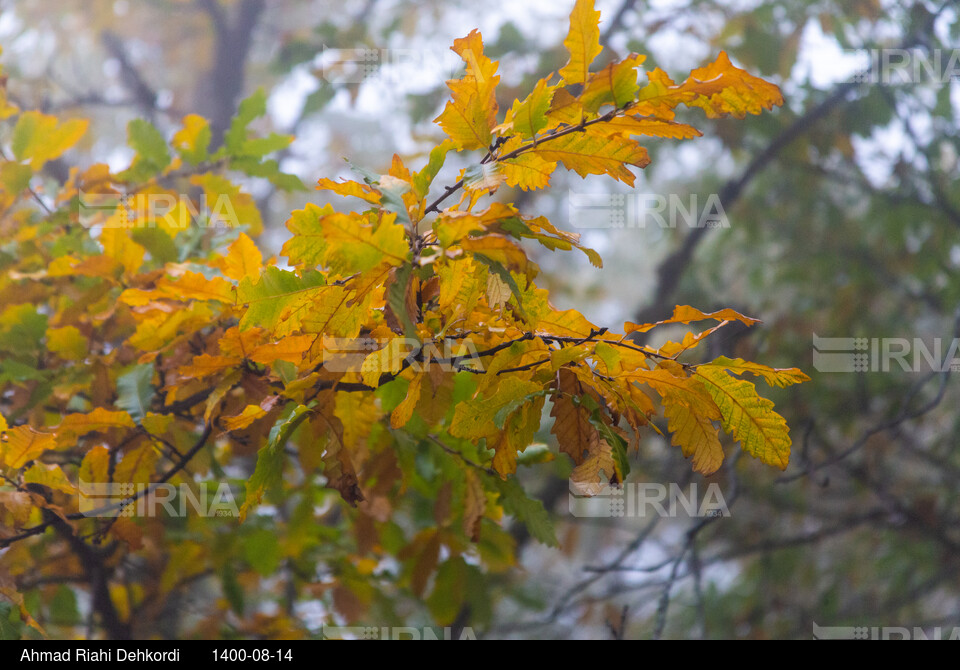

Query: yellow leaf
[
  {"left": 218, "top": 232, "right": 263, "bottom": 281},
  {"left": 12, "top": 111, "right": 88, "bottom": 169},
  {"left": 293, "top": 285, "right": 368, "bottom": 345},
  {"left": 683, "top": 51, "right": 785, "bottom": 119},
  {"left": 222, "top": 405, "right": 268, "bottom": 431},
  {"left": 178, "top": 354, "right": 241, "bottom": 379},
  {"left": 281, "top": 203, "right": 333, "bottom": 269},
  {"left": 437, "top": 258, "right": 486, "bottom": 318},
  {"left": 559, "top": 0, "right": 603, "bottom": 87},
  {"left": 700, "top": 356, "right": 811, "bottom": 388},
  {"left": 3, "top": 426, "right": 55, "bottom": 469},
  {"left": 46, "top": 325, "right": 89, "bottom": 361},
  {"left": 390, "top": 373, "right": 423, "bottom": 429},
  {"left": 532, "top": 132, "right": 650, "bottom": 185},
  {"left": 100, "top": 227, "right": 145, "bottom": 276},
  {"left": 56, "top": 408, "right": 136, "bottom": 447},
  {"left": 283, "top": 206, "right": 408, "bottom": 276},
  {"left": 486, "top": 272, "right": 512, "bottom": 310},
  {"left": 322, "top": 210, "right": 409, "bottom": 275},
  {"left": 435, "top": 30, "right": 500, "bottom": 150},
  {"left": 248, "top": 335, "right": 314, "bottom": 365},
  {"left": 189, "top": 173, "right": 263, "bottom": 236},
  {"left": 141, "top": 412, "right": 173, "bottom": 436},
  {"left": 218, "top": 326, "right": 267, "bottom": 358},
  {"left": 624, "top": 305, "right": 760, "bottom": 334},
  {"left": 462, "top": 469, "right": 485, "bottom": 542},
  {"left": 523, "top": 287, "right": 597, "bottom": 337},
  {"left": 361, "top": 338, "right": 411, "bottom": 387},
  {"left": 79, "top": 445, "right": 111, "bottom": 487},
  {"left": 634, "top": 52, "right": 784, "bottom": 121},
  {"left": 316, "top": 177, "right": 382, "bottom": 204},
  {"left": 459, "top": 234, "right": 529, "bottom": 272},
  {"left": 569, "top": 439, "right": 618, "bottom": 494},
  {"left": 173, "top": 113, "right": 211, "bottom": 164},
  {"left": 334, "top": 391, "right": 380, "bottom": 448},
  {"left": 114, "top": 441, "right": 159, "bottom": 484},
  {"left": 498, "top": 138, "right": 557, "bottom": 191},
  {"left": 128, "top": 302, "right": 213, "bottom": 351},
  {"left": 695, "top": 366, "right": 792, "bottom": 470},
  {"left": 591, "top": 115, "right": 702, "bottom": 140},
  {"left": 663, "top": 400, "right": 723, "bottom": 475},
  {"left": 628, "top": 367, "right": 719, "bottom": 414},
  {"left": 157, "top": 271, "right": 235, "bottom": 304}
]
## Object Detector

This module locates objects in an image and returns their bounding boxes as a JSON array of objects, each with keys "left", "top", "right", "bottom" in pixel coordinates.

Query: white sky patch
[
  {"left": 793, "top": 19, "right": 867, "bottom": 89},
  {"left": 106, "top": 145, "right": 134, "bottom": 173},
  {"left": 268, "top": 65, "right": 318, "bottom": 130}
]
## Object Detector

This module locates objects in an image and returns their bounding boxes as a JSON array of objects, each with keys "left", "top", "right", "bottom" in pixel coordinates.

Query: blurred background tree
[{"left": 1, "top": 0, "right": 958, "bottom": 639}]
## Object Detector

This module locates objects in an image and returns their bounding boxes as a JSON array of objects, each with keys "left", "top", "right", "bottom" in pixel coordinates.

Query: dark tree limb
[{"left": 195, "top": 0, "right": 266, "bottom": 149}]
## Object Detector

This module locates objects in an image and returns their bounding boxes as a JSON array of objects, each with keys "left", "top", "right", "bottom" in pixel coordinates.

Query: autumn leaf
[
  {"left": 663, "top": 399, "right": 723, "bottom": 475},
  {"left": 435, "top": 30, "right": 500, "bottom": 151},
  {"left": 700, "top": 356, "right": 811, "bottom": 388},
  {"left": 12, "top": 111, "right": 88, "bottom": 169},
  {"left": 559, "top": 0, "right": 603, "bottom": 88},
  {"left": 695, "top": 366, "right": 792, "bottom": 470},
  {"left": 500, "top": 78, "right": 556, "bottom": 139},
  {"left": 55, "top": 409, "right": 136, "bottom": 447},
  {"left": 624, "top": 304, "right": 761, "bottom": 334},
  {"left": 531, "top": 132, "right": 650, "bottom": 185},
  {"left": 217, "top": 232, "right": 263, "bottom": 282},
  {"left": 2, "top": 426, "right": 55, "bottom": 469},
  {"left": 580, "top": 53, "right": 646, "bottom": 112}
]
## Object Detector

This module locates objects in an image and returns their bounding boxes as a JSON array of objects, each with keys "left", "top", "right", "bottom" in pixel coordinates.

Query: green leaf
[
  {"left": 236, "top": 267, "right": 326, "bottom": 332},
  {"left": 243, "top": 527, "right": 283, "bottom": 576},
  {"left": 493, "top": 389, "right": 547, "bottom": 429},
  {"left": 116, "top": 363, "right": 155, "bottom": 424},
  {"left": 0, "top": 603, "right": 20, "bottom": 641},
  {"left": 220, "top": 563, "right": 245, "bottom": 617},
  {"left": 239, "top": 133, "right": 293, "bottom": 158},
  {"left": 131, "top": 227, "right": 178, "bottom": 265},
  {"left": 386, "top": 263, "right": 418, "bottom": 339},
  {"left": 413, "top": 139, "right": 455, "bottom": 199},
  {"left": 240, "top": 403, "right": 311, "bottom": 521},
  {"left": 495, "top": 477, "right": 558, "bottom": 547},
  {"left": 47, "top": 585, "right": 79, "bottom": 626},
  {"left": 120, "top": 119, "right": 171, "bottom": 181},
  {"left": 223, "top": 88, "right": 268, "bottom": 156},
  {"left": 0, "top": 162, "right": 32, "bottom": 194},
  {"left": 426, "top": 557, "right": 489, "bottom": 626},
  {"left": 595, "top": 417, "right": 630, "bottom": 480}
]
